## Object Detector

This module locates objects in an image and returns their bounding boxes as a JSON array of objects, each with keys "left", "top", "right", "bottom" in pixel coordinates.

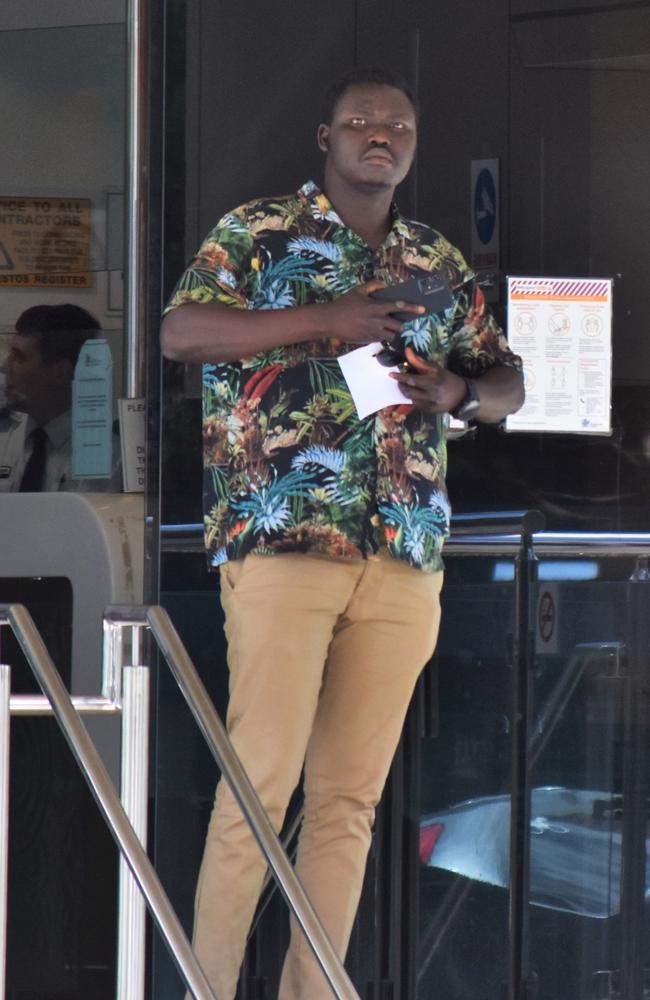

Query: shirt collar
[
  {"left": 0, "top": 407, "right": 24, "bottom": 427},
  {"left": 299, "top": 180, "right": 406, "bottom": 249},
  {"left": 26, "top": 410, "right": 71, "bottom": 449}
]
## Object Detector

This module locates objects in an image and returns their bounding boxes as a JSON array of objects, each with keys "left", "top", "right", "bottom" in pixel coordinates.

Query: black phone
[{"left": 371, "top": 271, "right": 454, "bottom": 322}]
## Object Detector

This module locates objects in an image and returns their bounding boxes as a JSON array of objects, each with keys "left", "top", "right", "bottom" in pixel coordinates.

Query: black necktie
[{"left": 19, "top": 426, "right": 48, "bottom": 492}]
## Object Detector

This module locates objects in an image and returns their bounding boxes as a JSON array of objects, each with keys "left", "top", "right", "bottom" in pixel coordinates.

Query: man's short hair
[
  {"left": 15, "top": 304, "right": 101, "bottom": 367},
  {"left": 321, "top": 66, "right": 419, "bottom": 125}
]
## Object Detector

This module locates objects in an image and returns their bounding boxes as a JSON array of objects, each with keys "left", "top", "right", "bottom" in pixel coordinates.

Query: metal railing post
[
  {"left": 102, "top": 617, "right": 123, "bottom": 703},
  {"left": 117, "top": 625, "right": 150, "bottom": 1000},
  {"left": 508, "top": 512, "right": 541, "bottom": 1000},
  {"left": 0, "top": 662, "right": 10, "bottom": 1000},
  {"left": 125, "top": 0, "right": 149, "bottom": 399}
]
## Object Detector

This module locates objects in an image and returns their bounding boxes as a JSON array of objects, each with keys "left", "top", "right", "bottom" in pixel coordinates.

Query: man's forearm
[
  {"left": 474, "top": 366, "right": 525, "bottom": 423},
  {"left": 160, "top": 284, "right": 426, "bottom": 363},
  {"left": 160, "top": 301, "right": 329, "bottom": 363}
]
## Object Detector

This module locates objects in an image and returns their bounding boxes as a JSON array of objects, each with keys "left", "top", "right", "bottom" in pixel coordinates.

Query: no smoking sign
[{"left": 536, "top": 584, "right": 559, "bottom": 654}]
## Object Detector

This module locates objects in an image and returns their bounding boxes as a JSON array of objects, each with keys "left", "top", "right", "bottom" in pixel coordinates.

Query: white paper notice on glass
[
  {"left": 337, "top": 342, "right": 412, "bottom": 419},
  {"left": 71, "top": 338, "right": 113, "bottom": 477},
  {"left": 505, "top": 276, "right": 613, "bottom": 435},
  {"left": 118, "top": 397, "right": 145, "bottom": 493}
]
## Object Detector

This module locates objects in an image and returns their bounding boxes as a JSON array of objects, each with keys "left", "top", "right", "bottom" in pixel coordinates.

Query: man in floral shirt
[{"left": 162, "top": 66, "right": 523, "bottom": 999}]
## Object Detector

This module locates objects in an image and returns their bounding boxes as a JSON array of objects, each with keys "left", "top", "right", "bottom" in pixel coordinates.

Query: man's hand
[
  {"left": 390, "top": 347, "right": 525, "bottom": 422},
  {"left": 321, "top": 281, "right": 425, "bottom": 345},
  {"left": 390, "top": 347, "right": 466, "bottom": 414}
]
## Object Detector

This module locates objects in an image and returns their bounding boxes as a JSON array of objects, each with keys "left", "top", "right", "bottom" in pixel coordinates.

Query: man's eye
[
  {"left": 349, "top": 117, "right": 367, "bottom": 127},
  {"left": 391, "top": 121, "right": 408, "bottom": 131}
]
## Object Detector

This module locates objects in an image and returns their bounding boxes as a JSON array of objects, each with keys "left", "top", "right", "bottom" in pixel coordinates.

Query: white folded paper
[{"left": 337, "top": 342, "right": 411, "bottom": 419}]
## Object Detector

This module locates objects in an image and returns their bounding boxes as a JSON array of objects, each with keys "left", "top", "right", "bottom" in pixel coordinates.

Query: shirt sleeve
[
  {"left": 446, "top": 272, "right": 523, "bottom": 379},
  {"left": 162, "top": 208, "right": 255, "bottom": 316}
]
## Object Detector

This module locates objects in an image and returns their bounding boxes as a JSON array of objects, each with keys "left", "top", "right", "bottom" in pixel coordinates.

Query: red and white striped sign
[{"left": 509, "top": 277, "right": 610, "bottom": 301}]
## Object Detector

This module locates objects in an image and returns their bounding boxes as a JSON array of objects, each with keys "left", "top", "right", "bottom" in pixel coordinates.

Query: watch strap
[{"left": 450, "top": 378, "right": 480, "bottom": 421}]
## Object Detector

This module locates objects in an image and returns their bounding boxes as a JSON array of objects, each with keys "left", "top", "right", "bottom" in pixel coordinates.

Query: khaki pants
[{"left": 190, "top": 551, "right": 443, "bottom": 1000}]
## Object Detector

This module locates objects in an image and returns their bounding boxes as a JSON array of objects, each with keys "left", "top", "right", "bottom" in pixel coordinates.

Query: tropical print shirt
[{"left": 165, "top": 181, "right": 521, "bottom": 572}]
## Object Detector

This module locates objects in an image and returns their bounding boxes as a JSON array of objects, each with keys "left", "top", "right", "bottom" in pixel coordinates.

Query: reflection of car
[{"left": 419, "top": 786, "right": 650, "bottom": 919}]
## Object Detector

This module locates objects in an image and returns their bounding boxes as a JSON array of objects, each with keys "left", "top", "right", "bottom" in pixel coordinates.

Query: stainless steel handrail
[
  {"left": 445, "top": 531, "right": 650, "bottom": 556},
  {"left": 7, "top": 694, "right": 121, "bottom": 715},
  {"left": 0, "top": 626, "right": 149, "bottom": 1000},
  {"left": 158, "top": 520, "right": 650, "bottom": 557},
  {"left": 0, "top": 604, "right": 218, "bottom": 1000},
  {"left": 105, "top": 604, "right": 361, "bottom": 1000},
  {"left": 4, "top": 512, "right": 641, "bottom": 996},
  {"left": 0, "top": 602, "right": 359, "bottom": 999}
]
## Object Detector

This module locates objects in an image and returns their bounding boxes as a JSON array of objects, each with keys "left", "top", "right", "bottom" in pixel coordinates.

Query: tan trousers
[{"left": 190, "top": 551, "right": 443, "bottom": 1000}]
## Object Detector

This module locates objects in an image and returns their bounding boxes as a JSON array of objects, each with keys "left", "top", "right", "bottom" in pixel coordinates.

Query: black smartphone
[{"left": 371, "top": 271, "right": 454, "bottom": 322}]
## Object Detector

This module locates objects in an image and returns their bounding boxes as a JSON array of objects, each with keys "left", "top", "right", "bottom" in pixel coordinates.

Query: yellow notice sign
[{"left": 0, "top": 196, "right": 92, "bottom": 288}]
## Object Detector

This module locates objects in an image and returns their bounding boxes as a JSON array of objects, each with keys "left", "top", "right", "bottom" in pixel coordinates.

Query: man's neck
[
  {"left": 24, "top": 393, "right": 71, "bottom": 428},
  {"left": 323, "top": 174, "right": 395, "bottom": 249}
]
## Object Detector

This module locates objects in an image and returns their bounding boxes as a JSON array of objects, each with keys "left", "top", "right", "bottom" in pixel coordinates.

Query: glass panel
[
  {"left": 0, "top": 21, "right": 126, "bottom": 495},
  {"left": 528, "top": 570, "right": 650, "bottom": 1000},
  {"left": 417, "top": 561, "right": 515, "bottom": 998},
  {"left": 157, "top": 2, "right": 650, "bottom": 997},
  {"left": 449, "top": 4, "right": 650, "bottom": 532},
  {"left": 0, "top": 11, "right": 126, "bottom": 999},
  {"left": 416, "top": 553, "right": 650, "bottom": 1000}
]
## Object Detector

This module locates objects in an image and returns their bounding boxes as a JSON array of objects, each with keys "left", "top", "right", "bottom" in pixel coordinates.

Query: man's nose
[{"left": 367, "top": 124, "right": 391, "bottom": 146}]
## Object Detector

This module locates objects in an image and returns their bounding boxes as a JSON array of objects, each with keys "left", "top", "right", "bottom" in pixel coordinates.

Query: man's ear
[{"left": 317, "top": 124, "right": 329, "bottom": 152}]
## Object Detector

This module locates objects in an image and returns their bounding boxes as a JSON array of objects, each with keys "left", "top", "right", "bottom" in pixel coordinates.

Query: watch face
[{"left": 457, "top": 397, "right": 480, "bottom": 420}]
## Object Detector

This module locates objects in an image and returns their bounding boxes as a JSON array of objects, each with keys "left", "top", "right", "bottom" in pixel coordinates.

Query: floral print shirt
[{"left": 165, "top": 181, "right": 521, "bottom": 572}]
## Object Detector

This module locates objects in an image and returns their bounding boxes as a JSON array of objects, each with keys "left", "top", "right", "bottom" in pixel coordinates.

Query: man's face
[
  {"left": 318, "top": 83, "right": 417, "bottom": 193},
  {"left": 0, "top": 333, "right": 69, "bottom": 413}
]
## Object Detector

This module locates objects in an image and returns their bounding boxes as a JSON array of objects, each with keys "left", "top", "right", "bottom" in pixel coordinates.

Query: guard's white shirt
[{"left": 0, "top": 409, "right": 121, "bottom": 492}]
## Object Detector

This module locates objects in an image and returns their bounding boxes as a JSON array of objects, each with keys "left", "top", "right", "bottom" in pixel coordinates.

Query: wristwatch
[{"left": 450, "top": 378, "right": 480, "bottom": 422}]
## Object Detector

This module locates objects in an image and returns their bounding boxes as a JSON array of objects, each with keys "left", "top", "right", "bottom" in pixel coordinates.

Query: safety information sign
[
  {"left": 0, "top": 196, "right": 92, "bottom": 288},
  {"left": 505, "top": 276, "right": 612, "bottom": 435}
]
